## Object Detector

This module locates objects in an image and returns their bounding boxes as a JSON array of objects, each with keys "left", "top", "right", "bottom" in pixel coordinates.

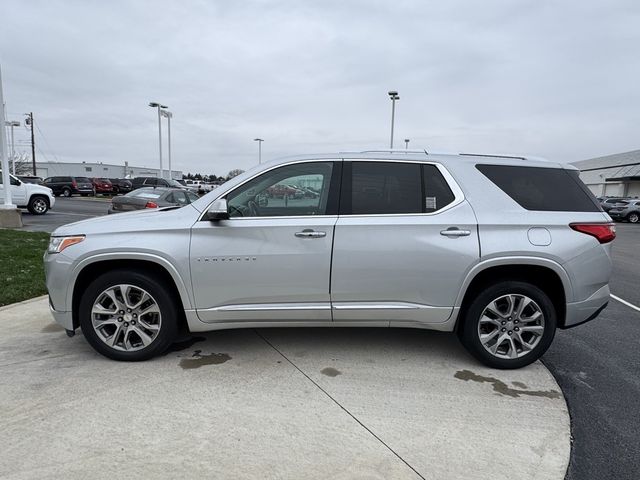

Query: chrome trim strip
[
  {"left": 200, "top": 303, "right": 332, "bottom": 312},
  {"left": 332, "top": 302, "right": 440, "bottom": 310}
]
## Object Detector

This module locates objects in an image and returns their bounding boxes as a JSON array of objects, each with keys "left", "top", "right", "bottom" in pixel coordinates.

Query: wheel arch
[
  {"left": 70, "top": 254, "right": 192, "bottom": 331},
  {"left": 455, "top": 258, "right": 571, "bottom": 329}
]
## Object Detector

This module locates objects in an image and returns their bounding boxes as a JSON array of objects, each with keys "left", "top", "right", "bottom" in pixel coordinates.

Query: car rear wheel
[
  {"left": 62, "top": 188, "right": 72, "bottom": 197},
  {"left": 628, "top": 212, "right": 639, "bottom": 223},
  {"left": 79, "top": 270, "right": 179, "bottom": 361},
  {"left": 458, "top": 281, "right": 556, "bottom": 369},
  {"left": 27, "top": 195, "right": 49, "bottom": 215}
]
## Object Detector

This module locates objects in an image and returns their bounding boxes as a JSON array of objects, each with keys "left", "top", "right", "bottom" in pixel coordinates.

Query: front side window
[{"left": 227, "top": 162, "right": 335, "bottom": 217}]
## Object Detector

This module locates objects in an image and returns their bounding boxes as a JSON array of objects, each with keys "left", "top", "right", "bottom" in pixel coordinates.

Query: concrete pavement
[{"left": 0, "top": 297, "right": 570, "bottom": 479}]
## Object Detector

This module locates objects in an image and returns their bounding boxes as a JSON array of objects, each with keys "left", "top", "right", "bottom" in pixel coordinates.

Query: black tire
[
  {"left": 458, "top": 281, "right": 556, "bottom": 369},
  {"left": 62, "top": 187, "right": 72, "bottom": 197},
  {"left": 27, "top": 195, "right": 49, "bottom": 215},
  {"left": 112, "top": 186, "right": 120, "bottom": 195},
  {"left": 627, "top": 212, "right": 639, "bottom": 224},
  {"left": 79, "top": 269, "right": 179, "bottom": 361}
]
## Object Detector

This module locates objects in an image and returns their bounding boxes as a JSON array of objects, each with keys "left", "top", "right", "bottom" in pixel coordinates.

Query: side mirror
[{"left": 205, "top": 198, "right": 230, "bottom": 221}]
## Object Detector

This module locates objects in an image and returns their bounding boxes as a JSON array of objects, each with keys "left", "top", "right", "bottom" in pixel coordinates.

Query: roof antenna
[{"left": 423, "top": 148, "right": 429, "bottom": 155}]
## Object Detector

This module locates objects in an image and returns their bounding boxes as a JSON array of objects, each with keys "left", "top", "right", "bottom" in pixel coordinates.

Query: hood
[
  {"left": 52, "top": 204, "right": 200, "bottom": 236},
  {"left": 26, "top": 183, "right": 54, "bottom": 195}
]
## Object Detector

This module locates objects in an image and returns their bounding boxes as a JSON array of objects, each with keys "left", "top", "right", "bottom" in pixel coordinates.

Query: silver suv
[{"left": 44, "top": 151, "right": 614, "bottom": 368}]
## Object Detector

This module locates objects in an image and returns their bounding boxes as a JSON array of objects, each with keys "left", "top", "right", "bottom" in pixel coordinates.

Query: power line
[{"left": 34, "top": 119, "right": 60, "bottom": 162}]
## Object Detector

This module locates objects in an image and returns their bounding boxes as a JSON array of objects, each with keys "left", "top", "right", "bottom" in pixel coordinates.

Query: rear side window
[
  {"left": 476, "top": 164, "right": 600, "bottom": 212},
  {"left": 350, "top": 162, "right": 422, "bottom": 214}
]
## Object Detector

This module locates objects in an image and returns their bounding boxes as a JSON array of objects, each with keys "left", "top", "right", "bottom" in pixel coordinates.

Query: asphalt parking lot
[{"left": 4, "top": 201, "right": 640, "bottom": 479}]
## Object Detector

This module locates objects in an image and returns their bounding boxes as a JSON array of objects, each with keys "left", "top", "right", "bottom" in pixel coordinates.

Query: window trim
[
  {"left": 339, "top": 158, "right": 464, "bottom": 217},
  {"left": 199, "top": 159, "right": 343, "bottom": 221}
]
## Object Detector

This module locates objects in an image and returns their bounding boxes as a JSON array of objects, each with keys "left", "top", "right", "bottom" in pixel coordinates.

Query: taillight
[
  {"left": 570, "top": 223, "right": 616, "bottom": 244},
  {"left": 145, "top": 201, "right": 158, "bottom": 208},
  {"left": 72, "top": 180, "right": 77, "bottom": 187}
]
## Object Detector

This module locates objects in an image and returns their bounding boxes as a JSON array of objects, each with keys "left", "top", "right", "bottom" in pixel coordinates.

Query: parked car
[
  {"left": 131, "top": 177, "right": 188, "bottom": 190},
  {"left": 108, "top": 178, "right": 133, "bottom": 195},
  {"left": 608, "top": 199, "right": 640, "bottom": 223},
  {"left": 185, "top": 180, "right": 214, "bottom": 194},
  {"left": 45, "top": 151, "right": 613, "bottom": 368},
  {"left": 108, "top": 187, "right": 200, "bottom": 214},
  {"left": 599, "top": 197, "right": 629, "bottom": 212},
  {"left": 43, "top": 176, "right": 94, "bottom": 197},
  {"left": 17, "top": 175, "right": 45, "bottom": 186},
  {"left": 91, "top": 178, "right": 113, "bottom": 195},
  {"left": 266, "top": 183, "right": 304, "bottom": 199},
  {"left": 0, "top": 171, "right": 55, "bottom": 214}
]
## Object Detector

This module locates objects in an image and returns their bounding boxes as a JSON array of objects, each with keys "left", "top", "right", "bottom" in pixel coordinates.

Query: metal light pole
[
  {"left": 24, "top": 112, "right": 36, "bottom": 175},
  {"left": 161, "top": 109, "right": 173, "bottom": 180},
  {"left": 149, "top": 102, "right": 168, "bottom": 179},
  {"left": 254, "top": 138, "right": 264, "bottom": 164},
  {"left": 0, "top": 66, "right": 14, "bottom": 207},
  {"left": 404, "top": 138, "right": 410, "bottom": 150},
  {"left": 388, "top": 91, "right": 400, "bottom": 149},
  {"left": 5, "top": 120, "right": 19, "bottom": 173}
]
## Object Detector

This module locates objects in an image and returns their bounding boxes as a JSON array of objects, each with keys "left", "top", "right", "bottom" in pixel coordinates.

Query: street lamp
[
  {"left": 5, "top": 120, "right": 19, "bottom": 174},
  {"left": 254, "top": 138, "right": 264, "bottom": 164},
  {"left": 388, "top": 91, "right": 400, "bottom": 149},
  {"left": 160, "top": 109, "right": 173, "bottom": 180},
  {"left": 149, "top": 102, "right": 168, "bottom": 179},
  {"left": 404, "top": 138, "right": 410, "bottom": 150}
]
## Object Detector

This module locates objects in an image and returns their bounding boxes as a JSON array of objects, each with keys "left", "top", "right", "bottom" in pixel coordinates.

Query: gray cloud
[{"left": 2, "top": 0, "right": 639, "bottom": 176}]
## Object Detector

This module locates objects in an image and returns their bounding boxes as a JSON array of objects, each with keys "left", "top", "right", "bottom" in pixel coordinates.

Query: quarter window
[
  {"left": 423, "top": 164, "right": 455, "bottom": 213},
  {"left": 227, "top": 162, "right": 335, "bottom": 217}
]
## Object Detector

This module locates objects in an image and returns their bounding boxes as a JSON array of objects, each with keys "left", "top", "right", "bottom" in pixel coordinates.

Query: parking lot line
[{"left": 610, "top": 294, "right": 640, "bottom": 313}]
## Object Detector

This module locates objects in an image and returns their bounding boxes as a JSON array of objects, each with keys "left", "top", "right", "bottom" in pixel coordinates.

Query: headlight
[{"left": 48, "top": 235, "right": 85, "bottom": 254}]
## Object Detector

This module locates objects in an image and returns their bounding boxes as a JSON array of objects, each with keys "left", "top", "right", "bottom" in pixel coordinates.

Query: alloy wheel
[
  {"left": 477, "top": 294, "right": 545, "bottom": 360},
  {"left": 32, "top": 198, "right": 47, "bottom": 213},
  {"left": 91, "top": 284, "right": 162, "bottom": 352},
  {"left": 629, "top": 213, "right": 639, "bottom": 223}
]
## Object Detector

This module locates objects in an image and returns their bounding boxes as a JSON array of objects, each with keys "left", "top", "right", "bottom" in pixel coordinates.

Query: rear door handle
[
  {"left": 440, "top": 228, "right": 471, "bottom": 237},
  {"left": 295, "top": 229, "right": 326, "bottom": 238}
]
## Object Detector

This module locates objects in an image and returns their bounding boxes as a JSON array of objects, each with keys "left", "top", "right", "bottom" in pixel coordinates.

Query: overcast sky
[{"left": 1, "top": 0, "right": 639, "bottom": 176}]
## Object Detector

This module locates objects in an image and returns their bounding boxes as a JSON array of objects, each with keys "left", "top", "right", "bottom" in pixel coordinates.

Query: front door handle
[
  {"left": 440, "top": 227, "right": 471, "bottom": 237},
  {"left": 295, "top": 229, "right": 326, "bottom": 238}
]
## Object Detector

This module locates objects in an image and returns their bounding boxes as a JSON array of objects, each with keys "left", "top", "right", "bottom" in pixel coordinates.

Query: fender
[
  {"left": 454, "top": 255, "right": 574, "bottom": 309},
  {"left": 67, "top": 252, "right": 194, "bottom": 311}
]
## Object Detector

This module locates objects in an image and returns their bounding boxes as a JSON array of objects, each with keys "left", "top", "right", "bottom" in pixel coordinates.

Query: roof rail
[
  {"left": 458, "top": 152, "right": 527, "bottom": 160},
  {"left": 354, "top": 149, "right": 429, "bottom": 154}
]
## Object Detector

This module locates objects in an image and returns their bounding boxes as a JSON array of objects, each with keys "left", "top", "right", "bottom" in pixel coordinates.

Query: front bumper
[
  {"left": 563, "top": 284, "right": 610, "bottom": 328},
  {"left": 49, "top": 297, "right": 74, "bottom": 331}
]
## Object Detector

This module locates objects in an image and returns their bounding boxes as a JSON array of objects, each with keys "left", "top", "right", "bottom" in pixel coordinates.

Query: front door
[
  {"left": 190, "top": 160, "right": 341, "bottom": 323},
  {"left": 331, "top": 160, "right": 479, "bottom": 325}
]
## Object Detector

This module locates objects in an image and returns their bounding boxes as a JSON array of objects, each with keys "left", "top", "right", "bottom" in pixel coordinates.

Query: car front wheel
[
  {"left": 628, "top": 212, "right": 639, "bottom": 223},
  {"left": 458, "top": 281, "right": 556, "bottom": 369},
  {"left": 79, "top": 270, "right": 179, "bottom": 361},
  {"left": 27, "top": 195, "right": 49, "bottom": 215}
]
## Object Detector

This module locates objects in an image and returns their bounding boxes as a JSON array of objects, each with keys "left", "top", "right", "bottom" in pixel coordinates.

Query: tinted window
[
  {"left": 423, "top": 164, "right": 456, "bottom": 213},
  {"left": 350, "top": 162, "right": 422, "bottom": 214},
  {"left": 476, "top": 165, "right": 600, "bottom": 212},
  {"left": 227, "top": 162, "right": 336, "bottom": 217},
  {"left": 186, "top": 192, "right": 199, "bottom": 203},
  {"left": 145, "top": 178, "right": 158, "bottom": 186},
  {"left": 75, "top": 177, "right": 91, "bottom": 183}
]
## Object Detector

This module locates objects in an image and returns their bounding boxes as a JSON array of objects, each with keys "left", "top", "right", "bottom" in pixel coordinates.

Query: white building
[
  {"left": 572, "top": 149, "right": 640, "bottom": 197},
  {"left": 32, "top": 161, "right": 183, "bottom": 181}
]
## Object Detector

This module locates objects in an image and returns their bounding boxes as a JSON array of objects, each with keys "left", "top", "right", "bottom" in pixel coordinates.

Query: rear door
[{"left": 331, "top": 160, "right": 479, "bottom": 325}]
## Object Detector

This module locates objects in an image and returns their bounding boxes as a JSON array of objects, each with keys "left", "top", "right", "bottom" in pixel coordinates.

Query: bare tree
[
  {"left": 227, "top": 169, "right": 245, "bottom": 180},
  {"left": 12, "top": 153, "right": 33, "bottom": 175}
]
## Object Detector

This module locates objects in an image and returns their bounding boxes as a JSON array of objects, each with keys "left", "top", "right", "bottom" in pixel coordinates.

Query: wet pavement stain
[
  {"left": 454, "top": 369, "right": 561, "bottom": 399},
  {"left": 41, "top": 323, "right": 64, "bottom": 333},
  {"left": 321, "top": 367, "right": 342, "bottom": 377},
  {"left": 512, "top": 381, "right": 528, "bottom": 389},
  {"left": 179, "top": 350, "right": 231, "bottom": 370}
]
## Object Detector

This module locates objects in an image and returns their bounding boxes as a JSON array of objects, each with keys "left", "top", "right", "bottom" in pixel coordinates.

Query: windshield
[{"left": 167, "top": 180, "right": 183, "bottom": 188}]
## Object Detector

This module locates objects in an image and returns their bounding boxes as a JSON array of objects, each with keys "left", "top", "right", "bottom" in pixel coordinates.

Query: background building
[
  {"left": 31, "top": 161, "right": 183, "bottom": 181},
  {"left": 572, "top": 149, "right": 640, "bottom": 197}
]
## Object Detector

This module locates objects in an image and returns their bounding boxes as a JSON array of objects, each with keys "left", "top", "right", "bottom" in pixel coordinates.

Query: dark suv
[
  {"left": 43, "top": 176, "right": 94, "bottom": 197},
  {"left": 108, "top": 178, "right": 133, "bottom": 195}
]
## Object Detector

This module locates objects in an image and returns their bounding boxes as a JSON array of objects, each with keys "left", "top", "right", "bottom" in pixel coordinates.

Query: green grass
[{"left": 0, "top": 229, "right": 50, "bottom": 307}]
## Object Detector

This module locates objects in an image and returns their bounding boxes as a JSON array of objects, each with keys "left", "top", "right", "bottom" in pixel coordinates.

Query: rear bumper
[{"left": 563, "top": 284, "right": 610, "bottom": 328}]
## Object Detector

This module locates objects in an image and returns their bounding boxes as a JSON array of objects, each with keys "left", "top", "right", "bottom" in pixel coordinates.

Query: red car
[
  {"left": 91, "top": 178, "right": 113, "bottom": 195},
  {"left": 267, "top": 184, "right": 304, "bottom": 199}
]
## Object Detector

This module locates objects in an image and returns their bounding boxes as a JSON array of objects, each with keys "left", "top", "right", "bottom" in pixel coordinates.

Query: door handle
[
  {"left": 440, "top": 228, "right": 471, "bottom": 237},
  {"left": 295, "top": 229, "right": 326, "bottom": 238}
]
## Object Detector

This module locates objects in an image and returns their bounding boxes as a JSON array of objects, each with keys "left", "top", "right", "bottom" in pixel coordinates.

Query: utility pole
[{"left": 25, "top": 112, "right": 36, "bottom": 175}]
